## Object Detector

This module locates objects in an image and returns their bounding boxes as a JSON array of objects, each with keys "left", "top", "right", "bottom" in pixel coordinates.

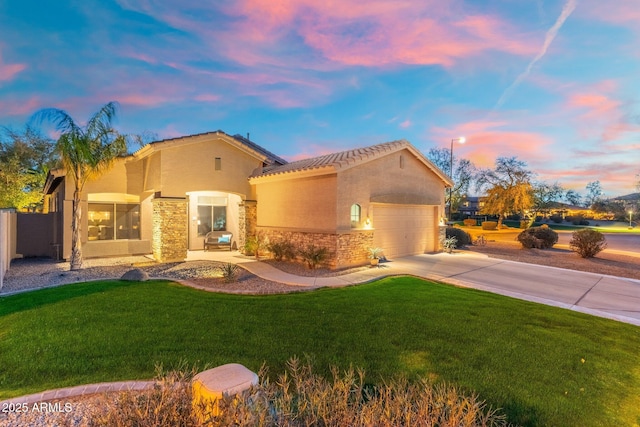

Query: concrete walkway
[{"left": 188, "top": 250, "right": 640, "bottom": 326}]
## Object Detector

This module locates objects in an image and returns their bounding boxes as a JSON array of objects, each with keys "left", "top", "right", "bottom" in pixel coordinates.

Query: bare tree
[{"left": 427, "top": 147, "right": 476, "bottom": 218}]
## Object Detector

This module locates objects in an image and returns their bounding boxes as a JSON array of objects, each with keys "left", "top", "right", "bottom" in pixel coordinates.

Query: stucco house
[{"left": 43, "top": 131, "right": 452, "bottom": 268}]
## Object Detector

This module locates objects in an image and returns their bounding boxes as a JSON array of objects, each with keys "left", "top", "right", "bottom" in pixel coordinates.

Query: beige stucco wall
[
  {"left": 51, "top": 134, "right": 272, "bottom": 260},
  {"left": 336, "top": 149, "right": 446, "bottom": 230},
  {"left": 255, "top": 174, "right": 338, "bottom": 231},
  {"left": 151, "top": 137, "right": 262, "bottom": 198},
  {"left": 83, "top": 158, "right": 143, "bottom": 196}
]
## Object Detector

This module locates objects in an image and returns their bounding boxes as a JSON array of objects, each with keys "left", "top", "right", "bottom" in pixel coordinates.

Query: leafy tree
[
  {"left": 427, "top": 147, "right": 476, "bottom": 217},
  {"left": 32, "top": 102, "right": 127, "bottom": 270},
  {"left": 585, "top": 181, "right": 604, "bottom": 208},
  {"left": 564, "top": 189, "right": 582, "bottom": 206},
  {"left": 0, "top": 126, "right": 57, "bottom": 211},
  {"left": 531, "top": 181, "right": 564, "bottom": 221},
  {"left": 475, "top": 157, "right": 534, "bottom": 228}
]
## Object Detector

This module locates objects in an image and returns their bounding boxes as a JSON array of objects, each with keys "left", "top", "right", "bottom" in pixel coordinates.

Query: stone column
[
  {"left": 438, "top": 225, "right": 447, "bottom": 252},
  {"left": 238, "top": 200, "right": 257, "bottom": 254},
  {"left": 152, "top": 197, "right": 188, "bottom": 262}
]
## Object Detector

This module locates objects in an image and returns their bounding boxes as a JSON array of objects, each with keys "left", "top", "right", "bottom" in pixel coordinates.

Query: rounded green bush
[
  {"left": 446, "top": 227, "right": 471, "bottom": 248},
  {"left": 517, "top": 226, "right": 558, "bottom": 249},
  {"left": 570, "top": 229, "right": 607, "bottom": 258}
]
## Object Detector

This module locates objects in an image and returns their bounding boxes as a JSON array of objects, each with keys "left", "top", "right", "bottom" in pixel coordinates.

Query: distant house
[
  {"left": 42, "top": 131, "right": 452, "bottom": 268},
  {"left": 458, "top": 196, "right": 487, "bottom": 218}
]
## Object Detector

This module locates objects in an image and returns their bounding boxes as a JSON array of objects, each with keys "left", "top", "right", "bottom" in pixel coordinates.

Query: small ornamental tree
[{"left": 570, "top": 229, "right": 607, "bottom": 258}]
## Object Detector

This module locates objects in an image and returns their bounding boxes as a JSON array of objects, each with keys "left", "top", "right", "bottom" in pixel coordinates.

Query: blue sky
[{"left": 1, "top": 0, "right": 638, "bottom": 196}]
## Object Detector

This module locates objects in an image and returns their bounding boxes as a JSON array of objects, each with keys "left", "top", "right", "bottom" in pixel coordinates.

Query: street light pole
[
  {"left": 448, "top": 137, "right": 466, "bottom": 222},
  {"left": 629, "top": 210, "right": 634, "bottom": 229}
]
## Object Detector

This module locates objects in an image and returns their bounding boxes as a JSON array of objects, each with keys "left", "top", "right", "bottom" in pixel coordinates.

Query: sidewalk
[{"left": 190, "top": 251, "right": 640, "bottom": 327}]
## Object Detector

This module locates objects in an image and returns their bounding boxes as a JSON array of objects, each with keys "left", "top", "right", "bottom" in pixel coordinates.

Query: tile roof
[
  {"left": 137, "top": 130, "right": 287, "bottom": 166},
  {"left": 252, "top": 139, "right": 450, "bottom": 183}
]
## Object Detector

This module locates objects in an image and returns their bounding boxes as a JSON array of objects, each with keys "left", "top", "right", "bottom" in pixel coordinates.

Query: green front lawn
[{"left": 1, "top": 278, "right": 639, "bottom": 426}]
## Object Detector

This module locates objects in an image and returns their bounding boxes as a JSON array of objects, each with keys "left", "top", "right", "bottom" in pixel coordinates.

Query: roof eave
[{"left": 249, "top": 165, "right": 337, "bottom": 184}]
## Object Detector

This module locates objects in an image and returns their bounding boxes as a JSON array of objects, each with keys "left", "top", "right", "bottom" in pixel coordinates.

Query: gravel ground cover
[
  {"left": 466, "top": 240, "right": 640, "bottom": 280},
  {"left": 0, "top": 256, "right": 329, "bottom": 296}
]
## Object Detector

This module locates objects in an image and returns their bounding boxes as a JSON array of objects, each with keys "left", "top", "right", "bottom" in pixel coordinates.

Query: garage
[{"left": 372, "top": 204, "right": 438, "bottom": 259}]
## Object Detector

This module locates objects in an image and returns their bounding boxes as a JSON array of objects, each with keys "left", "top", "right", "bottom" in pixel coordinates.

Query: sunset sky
[{"left": 1, "top": 0, "right": 638, "bottom": 197}]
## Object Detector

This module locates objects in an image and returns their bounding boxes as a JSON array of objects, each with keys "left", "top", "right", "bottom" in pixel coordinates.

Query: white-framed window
[
  {"left": 197, "top": 196, "right": 227, "bottom": 236},
  {"left": 88, "top": 203, "right": 140, "bottom": 241},
  {"left": 350, "top": 204, "right": 361, "bottom": 228}
]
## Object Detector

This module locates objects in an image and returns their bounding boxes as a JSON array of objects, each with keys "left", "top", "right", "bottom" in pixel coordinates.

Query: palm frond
[
  {"left": 30, "top": 108, "right": 82, "bottom": 136},
  {"left": 86, "top": 101, "right": 119, "bottom": 140}
]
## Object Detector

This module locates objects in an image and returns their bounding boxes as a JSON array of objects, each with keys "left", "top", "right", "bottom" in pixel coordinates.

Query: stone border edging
[{"left": 0, "top": 380, "right": 155, "bottom": 406}]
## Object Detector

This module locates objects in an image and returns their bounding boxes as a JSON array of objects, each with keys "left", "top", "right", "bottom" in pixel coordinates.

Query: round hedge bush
[
  {"left": 517, "top": 226, "right": 558, "bottom": 249},
  {"left": 570, "top": 228, "right": 607, "bottom": 258},
  {"left": 446, "top": 227, "right": 471, "bottom": 248}
]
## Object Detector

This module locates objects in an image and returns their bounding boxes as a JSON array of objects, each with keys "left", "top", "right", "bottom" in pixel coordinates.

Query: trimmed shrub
[
  {"left": 550, "top": 214, "right": 563, "bottom": 224},
  {"left": 567, "top": 215, "right": 590, "bottom": 226},
  {"left": 517, "top": 226, "right": 558, "bottom": 249},
  {"left": 298, "top": 244, "right": 329, "bottom": 269},
  {"left": 463, "top": 218, "right": 477, "bottom": 227},
  {"left": 570, "top": 229, "right": 607, "bottom": 258},
  {"left": 481, "top": 221, "right": 497, "bottom": 230},
  {"left": 446, "top": 227, "right": 471, "bottom": 248},
  {"left": 267, "top": 240, "right": 296, "bottom": 261}
]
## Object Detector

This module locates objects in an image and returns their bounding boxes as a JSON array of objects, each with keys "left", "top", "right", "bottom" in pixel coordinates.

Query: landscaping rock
[
  {"left": 120, "top": 268, "right": 149, "bottom": 281},
  {"left": 192, "top": 363, "right": 259, "bottom": 420}
]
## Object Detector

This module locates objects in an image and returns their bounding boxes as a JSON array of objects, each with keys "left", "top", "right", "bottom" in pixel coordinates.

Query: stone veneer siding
[
  {"left": 238, "top": 200, "right": 257, "bottom": 253},
  {"left": 152, "top": 197, "right": 187, "bottom": 262},
  {"left": 257, "top": 228, "right": 374, "bottom": 269},
  {"left": 438, "top": 225, "right": 447, "bottom": 251}
]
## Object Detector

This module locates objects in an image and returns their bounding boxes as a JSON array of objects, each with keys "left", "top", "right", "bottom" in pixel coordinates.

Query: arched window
[{"left": 350, "top": 204, "right": 361, "bottom": 228}]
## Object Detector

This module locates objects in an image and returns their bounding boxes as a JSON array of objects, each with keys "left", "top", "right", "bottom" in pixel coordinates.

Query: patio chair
[{"left": 204, "top": 231, "right": 233, "bottom": 251}]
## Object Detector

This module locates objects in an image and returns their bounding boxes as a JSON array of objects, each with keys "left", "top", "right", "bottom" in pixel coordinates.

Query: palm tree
[{"left": 33, "top": 102, "right": 127, "bottom": 270}]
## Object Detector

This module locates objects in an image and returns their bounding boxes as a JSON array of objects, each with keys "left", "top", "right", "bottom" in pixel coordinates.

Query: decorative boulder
[
  {"left": 192, "top": 363, "right": 259, "bottom": 420},
  {"left": 120, "top": 268, "right": 149, "bottom": 281}
]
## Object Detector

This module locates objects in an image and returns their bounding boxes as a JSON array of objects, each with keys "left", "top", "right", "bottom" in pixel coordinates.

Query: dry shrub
[
  {"left": 92, "top": 358, "right": 511, "bottom": 427},
  {"left": 90, "top": 364, "right": 199, "bottom": 427},
  {"left": 570, "top": 229, "right": 607, "bottom": 258}
]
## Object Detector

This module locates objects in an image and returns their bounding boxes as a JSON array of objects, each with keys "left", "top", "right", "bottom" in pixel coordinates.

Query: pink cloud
[
  {"left": 118, "top": 0, "right": 538, "bottom": 71},
  {"left": 226, "top": 0, "right": 537, "bottom": 68},
  {"left": 580, "top": 0, "right": 640, "bottom": 27},
  {"left": 194, "top": 94, "right": 221, "bottom": 102},
  {"left": 0, "top": 96, "right": 41, "bottom": 116},
  {"left": 431, "top": 120, "right": 554, "bottom": 170},
  {"left": 399, "top": 120, "right": 412, "bottom": 129},
  {"left": 563, "top": 80, "right": 640, "bottom": 144},
  {"left": 0, "top": 51, "right": 26, "bottom": 82}
]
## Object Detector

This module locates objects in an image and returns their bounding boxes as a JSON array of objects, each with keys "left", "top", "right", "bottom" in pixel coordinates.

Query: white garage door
[{"left": 372, "top": 204, "right": 437, "bottom": 259}]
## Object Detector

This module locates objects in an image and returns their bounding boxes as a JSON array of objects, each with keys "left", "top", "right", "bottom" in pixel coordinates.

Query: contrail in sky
[{"left": 493, "top": 0, "right": 578, "bottom": 110}]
